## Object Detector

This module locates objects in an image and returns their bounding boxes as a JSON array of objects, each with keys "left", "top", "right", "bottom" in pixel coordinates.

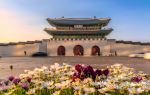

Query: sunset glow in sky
[{"left": 1, "top": 0, "right": 150, "bottom": 43}]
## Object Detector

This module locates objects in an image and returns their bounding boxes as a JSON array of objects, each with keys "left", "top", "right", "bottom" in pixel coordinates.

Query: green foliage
[
  {"left": 59, "top": 88, "right": 74, "bottom": 95},
  {"left": 0, "top": 92, "right": 4, "bottom": 95},
  {"left": 35, "top": 88, "right": 56, "bottom": 95},
  {"left": 13, "top": 88, "right": 26, "bottom": 95},
  {"left": 89, "top": 91, "right": 101, "bottom": 95}
]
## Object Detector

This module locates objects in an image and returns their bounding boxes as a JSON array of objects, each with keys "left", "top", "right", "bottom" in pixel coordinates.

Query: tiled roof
[
  {"left": 47, "top": 18, "right": 111, "bottom": 26},
  {"left": 45, "top": 28, "right": 113, "bottom": 36}
]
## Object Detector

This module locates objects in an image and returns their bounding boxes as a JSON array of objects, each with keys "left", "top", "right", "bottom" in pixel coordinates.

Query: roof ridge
[{"left": 48, "top": 18, "right": 110, "bottom": 20}]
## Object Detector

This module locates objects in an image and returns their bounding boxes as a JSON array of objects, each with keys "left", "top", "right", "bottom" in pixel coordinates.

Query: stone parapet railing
[
  {"left": 48, "top": 38, "right": 107, "bottom": 41},
  {"left": 116, "top": 40, "right": 150, "bottom": 45},
  {"left": 0, "top": 40, "right": 42, "bottom": 46}
]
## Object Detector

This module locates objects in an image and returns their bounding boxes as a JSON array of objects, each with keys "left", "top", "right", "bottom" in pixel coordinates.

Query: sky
[{"left": 0, "top": 0, "right": 150, "bottom": 43}]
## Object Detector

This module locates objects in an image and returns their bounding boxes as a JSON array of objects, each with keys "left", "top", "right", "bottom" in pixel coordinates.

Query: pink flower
[
  {"left": 0, "top": 82, "right": 2, "bottom": 87},
  {"left": 131, "top": 76, "right": 142, "bottom": 82},
  {"left": 21, "top": 82, "right": 29, "bottom": 89},
  {"left": 13, "top": 78, "right": 20, "bottom": 84},
  {"left": 1, "top": 86, "right": 8, "bottom": 91}
]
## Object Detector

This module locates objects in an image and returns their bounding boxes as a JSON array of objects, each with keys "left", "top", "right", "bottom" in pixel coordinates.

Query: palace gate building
[{"left": 44, "top": 17, "right": 114, "bottom": 56}]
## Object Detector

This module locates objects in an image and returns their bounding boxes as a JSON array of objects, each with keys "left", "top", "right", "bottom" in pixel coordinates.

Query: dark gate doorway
[
  {"left": 57, "top": 46, "right": 65, "bottom": 56},
  {"left": 73, "top": 45, "right": 84, "bottom": 56},
  {"left": 91, "top": 45, "right": 100, "bottom": 56}
]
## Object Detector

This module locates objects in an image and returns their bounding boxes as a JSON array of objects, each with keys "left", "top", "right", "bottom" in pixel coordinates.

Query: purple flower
[
  {"left": 83, "top": 68, "right": 90, "bottom": 77},
  {"left": 91, "top": 72, "right": 96, "bottom": 80},
  {"left": 8, "top": 76, "right": 14, "bottom": 81},
  {"left": 86, "top": 65, "right": 94, "bottom": 74},
  {"left": 83, "top": 65, "right": 96, "bottom": 80},
  {"left": 95, "top": 69, "right": 102, "bottom": 76},
  {"left": 13, "top": 78, "right": 20, "bottom": 84},
  {"left": 26, "top": 77, "right": 32, "bottom": 83},
  {"left": 71, "top": 72, "right": 81, "bottom": 81},
  {"left": 73, "top": 72, "right": 80, "bottom": 78},
  {"left": 73, "top": 64, "right": 109, "bottom": 81},
  {"left": 21, "top": 82, "right": 29, "bottom": 89},
  {"left": 131, "top": 76, "right": 142, "bottom": 82},
  {"left": 83, "top": 67, "right": 88, "bottom": 73},
  {"left": 75, "top": 64, "right": 83, "bottom": 73},
  {"left": 103, "top": 69, "right": 109, "bottom": 76}
]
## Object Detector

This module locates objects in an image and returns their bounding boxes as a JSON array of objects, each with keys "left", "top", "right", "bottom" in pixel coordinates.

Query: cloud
[{"left": 0, "top": 8, "right": 50, "bottom": 43}]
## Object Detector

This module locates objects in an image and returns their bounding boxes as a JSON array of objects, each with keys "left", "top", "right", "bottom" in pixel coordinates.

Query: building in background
[{"left": 0, "top": 17, "right": 150, "bottom": 57}]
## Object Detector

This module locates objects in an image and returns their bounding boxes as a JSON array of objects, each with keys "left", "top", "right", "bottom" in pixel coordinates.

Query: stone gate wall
[
  {"left": 112, "top": 41, "right": 150, "bottom": 56},
  {"left": 0, "top": 41, "right": 41, "bottom": 57},
  {"left": 46, "top": 38, "right": 113, "bottom": 56}
]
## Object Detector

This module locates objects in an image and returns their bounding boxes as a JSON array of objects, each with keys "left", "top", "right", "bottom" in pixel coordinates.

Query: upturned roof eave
[
  {"left": 44, "top": 28, "right": 113, "bottom": 36},
  {"left": 47, "top": 18, "right": 111, "bottom": 26}
]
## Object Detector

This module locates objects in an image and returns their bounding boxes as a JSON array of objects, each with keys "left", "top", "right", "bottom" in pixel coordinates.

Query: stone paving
[{"left": 0, "top": 56, "right": 150, "bottom": 79}]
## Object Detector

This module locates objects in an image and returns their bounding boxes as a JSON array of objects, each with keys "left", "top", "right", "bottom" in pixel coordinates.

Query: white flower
[
  {"left": 34, "top": 68, "right": 44, "bottom": 72},
  {"left": 98, "top": 87, "right": 110, "bottom": 94},
  {"left": 73, "top": 86, "right": 81, "bottom": 90},
  {"left": 130, "top": 83, "right": 138, "bottom": 87},
  {"left": 83, "top": 78, "right": 93, "bottom": 84},
  {"left": 2, "top": 63, "right": 150, "bottom": 95},
  {"left": 50, "top": 63, "right": 60, "bottom": 69},
  {"left": 61, "top": 80, "right": 71, "bottom": 86},
  {"left": 128, "top": 88, "right": 137, "bottom": 94},
  {"left": 92, "top": 82, "right": 101, "bottom": 86},
  {"left": 19, "top": 74, "right": 28, "bottom": 78},
  {"left": 41, "top": 81, "right": 54, "bottom": 88},
  {"left": 84, "top": 87, "right": 95, "bottom": 93},
  {"left": 112, "top": 64, "right": 123, "bottom": 67},
  {"left": 52, "top": 91, "right": 60, "bottom": 95},
  {"left": 28, "top": 71, "right": 35, "bottom": 75},
  {"left": 67, "top": 71, "right": 74, "bottom": 76},
  {"left": 55, "top": 83, "right": 62, "bottom": 89},
  {"left": 41, "top": 66, "right": 48, "bottom": 70},
  {"left": 137, "top": 88, "right": 144, "bottom": 93}
]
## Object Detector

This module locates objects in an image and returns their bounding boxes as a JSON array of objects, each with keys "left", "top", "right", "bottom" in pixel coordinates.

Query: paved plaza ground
[{"left": 0, "top": 56, "right": 150, "bottom": 79}]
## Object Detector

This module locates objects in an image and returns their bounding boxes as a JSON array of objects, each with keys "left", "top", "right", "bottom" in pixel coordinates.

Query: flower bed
[{"left": 0, "top": 63, "right": 150, "bottom": 95}]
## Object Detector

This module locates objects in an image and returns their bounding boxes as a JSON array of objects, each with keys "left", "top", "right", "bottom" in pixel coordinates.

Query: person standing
[{"left": 24, "top": 51, "right": 27, "bottom": 56}]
